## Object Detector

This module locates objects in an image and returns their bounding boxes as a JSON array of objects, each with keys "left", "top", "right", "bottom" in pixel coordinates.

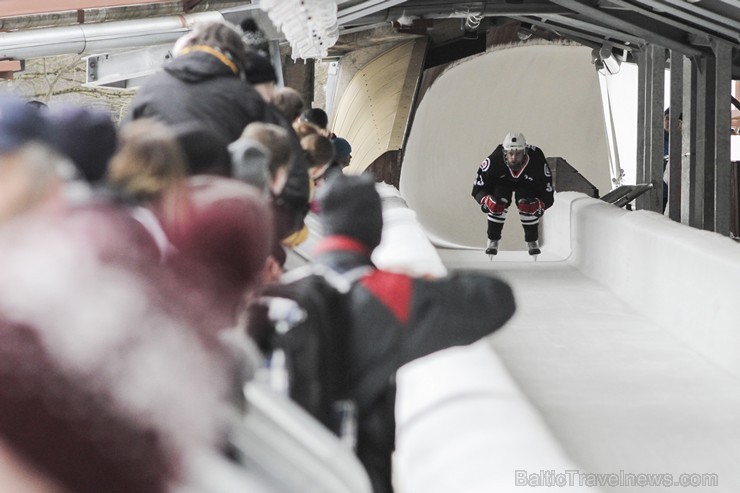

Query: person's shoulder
[
  {"left": 528, "top": 143, "right": 546, "bottom": 157},
  {"left": 419, "top": 273, "right": 515, "bottom": 318},
  {"left": 488, "top": 145, "right": 505, "bottom": 162},
  {"left": 423, "top": 271, "right": 511, "bottom": 291},
  {"left": 356, "top": 269, "right": 414, "bottom": 298},
  {"left": 482, "top": 146, "right": 505, "bottom": 170}
]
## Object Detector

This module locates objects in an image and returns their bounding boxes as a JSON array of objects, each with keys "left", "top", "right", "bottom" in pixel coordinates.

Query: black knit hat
[
  {"left": 171, "top": 123, "right": 231, "bottom": 176},
  {"left": 317, "top": 174, "right": 382, "bottom": 250},
  {"left": 47, "top": 105, "right": 117, "bottom": 183},
  {"left": 244, "top": 50, "right": 277, "bottom": 84}
]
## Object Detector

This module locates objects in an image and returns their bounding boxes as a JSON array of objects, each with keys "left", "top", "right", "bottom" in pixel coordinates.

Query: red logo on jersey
[{"left": 480, "top": 158, "right": 490, "bottom": 172}]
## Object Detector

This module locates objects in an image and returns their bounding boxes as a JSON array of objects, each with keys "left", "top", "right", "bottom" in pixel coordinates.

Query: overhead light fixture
[
  {"left": 591, "top": 44, "right": 621, "bottom": 75},
  {"left": 464, "top": 13, "right": 484, "bottom": 32},
  {"left": 396, "top": 11, "right": 416, "bottom": 27},
  {"left": 259, "top": 0, "right": 339, "bottom": 60},
  {"left": 463, "top": 13, "right": 484, "bottom": 40}
]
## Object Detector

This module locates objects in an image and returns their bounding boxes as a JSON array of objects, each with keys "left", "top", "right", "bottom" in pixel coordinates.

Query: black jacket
[
  {"left": 472, "top": 144, "right": 555, "bottom": 208},
  {"left": 315, "top": 238, "right": 516, "bottom": 493},
  {"left": 126, "top": 50, "right": 266, "bottom": 143}
]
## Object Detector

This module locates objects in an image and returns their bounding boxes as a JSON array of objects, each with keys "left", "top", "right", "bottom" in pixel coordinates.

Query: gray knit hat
[
  {"left": 228, "top": 137, "right": 271, "bottom": 191},
  {"left": 317, "top": 174, "right": 382, "bottom": 250}
]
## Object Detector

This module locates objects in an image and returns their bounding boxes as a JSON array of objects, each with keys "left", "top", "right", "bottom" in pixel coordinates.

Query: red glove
[
  {"left": 517, "top": 198, "right": 545, "bottom": 217},
  {"left": 481, "top": 195, "right": 507, "bottom": 214}
]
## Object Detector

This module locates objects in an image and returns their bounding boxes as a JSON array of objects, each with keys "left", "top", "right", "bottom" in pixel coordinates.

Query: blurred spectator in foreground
[
  {"left": 0, "top": 221, "right": 251, "bottom": 493},
  {"left": 0, "top": 96, "right": 78, "bottom": 225},
  {"left": 0, "top": 97, "right": 169, "bottom": 277},
  {"left": 0, "top": 99, "right": 269, "bottom": 492},
  {"left": 107, "top": 119, "right": 274, "bottom": 332},
  {"left": 168, "top": 175, "right": 275, "bottom": 332},
  {"left": 106, "top": 119, "right": 189, "bottom": 247},
  {"left": 240, "top": 122, "right": 293, "bottom": 198}
]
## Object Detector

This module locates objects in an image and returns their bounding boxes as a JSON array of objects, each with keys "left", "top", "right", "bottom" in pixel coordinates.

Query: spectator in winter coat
[
  {"left": 125, "top": 20, "right": 266, "bottom": 143},
  {"left": 0, "top": 219, "right": 247, "bottom": 493},
  {"left": 312, "top": 175, "right": 516, "bottom": 493}
]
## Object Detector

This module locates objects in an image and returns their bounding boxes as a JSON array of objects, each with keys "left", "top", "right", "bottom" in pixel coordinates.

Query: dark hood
[{"left": 164, "top": 51, "right": 239, "bottom": 84}]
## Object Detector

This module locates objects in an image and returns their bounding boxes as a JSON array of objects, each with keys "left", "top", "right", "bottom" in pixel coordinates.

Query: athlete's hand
[
  {"left": 482, "top": 195, "right": 507, "bottom": 214},
  {"left": 517, "top": 198, "right": 545, "bottom": 217}
]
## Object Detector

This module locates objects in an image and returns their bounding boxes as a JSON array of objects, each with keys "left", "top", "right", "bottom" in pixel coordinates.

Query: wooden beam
[{"left": 0, "top": 0, "right": 168, "bottom": 17}]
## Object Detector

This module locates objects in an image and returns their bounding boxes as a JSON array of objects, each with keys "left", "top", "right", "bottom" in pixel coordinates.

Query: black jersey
[{"left": 471, "top": 144, "right": 554, "bottom": 208}]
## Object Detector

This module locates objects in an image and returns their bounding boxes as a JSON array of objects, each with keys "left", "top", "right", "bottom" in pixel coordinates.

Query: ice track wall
[{"left": 552, "top": 192, "right": 740, "bottom": 381}]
